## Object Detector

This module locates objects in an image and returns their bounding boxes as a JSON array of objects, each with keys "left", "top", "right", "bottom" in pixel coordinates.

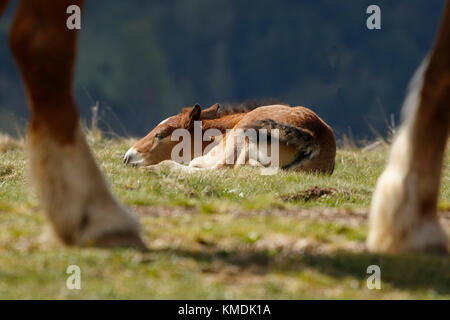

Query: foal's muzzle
[{"left": 123, "top": 147, "right": 143, "bottom": 166}]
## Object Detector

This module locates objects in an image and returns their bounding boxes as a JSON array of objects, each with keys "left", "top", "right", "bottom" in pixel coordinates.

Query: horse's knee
[
  {"left": 9, "top": 2, "right": 77, "bottom": 83},
  {"left": 9, "top": 2, "right": 80, "bottom": 143},
  {"left": 10, "top": 2, "right": 43, "bottom": 64}
]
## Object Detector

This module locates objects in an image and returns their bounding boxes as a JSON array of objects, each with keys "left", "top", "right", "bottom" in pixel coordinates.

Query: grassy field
[{"left": 0, "top": 132, "right": 449, "bottom": 299}]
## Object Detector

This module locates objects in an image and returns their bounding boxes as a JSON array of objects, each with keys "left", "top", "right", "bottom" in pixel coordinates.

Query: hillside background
[{"left": 0, "top": 0, "right": 445, "bottom": 140}]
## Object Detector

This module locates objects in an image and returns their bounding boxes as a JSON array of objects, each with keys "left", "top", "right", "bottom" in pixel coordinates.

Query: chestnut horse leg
[
  {"left": 368, "top": 2, "right": 450, "bottom": 253},
  {"left": 0, "top": 0, "right": 10, "bottom": 16},
  {"left": 8, "top": 0, "right": 147, "bottom": 250}
]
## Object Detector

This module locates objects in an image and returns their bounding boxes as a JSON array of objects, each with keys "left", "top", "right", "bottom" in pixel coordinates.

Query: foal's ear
[
  {"left": 182, "top": 104, "right": 202, "bottom": 129},
  {"left": 189, "top": 104, "right": 201, "bottom": 121}
]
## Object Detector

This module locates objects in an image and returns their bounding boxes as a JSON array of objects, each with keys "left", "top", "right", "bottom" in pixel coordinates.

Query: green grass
[
  {"left": 0, "top": 134, "right": 449, "bottom": 299},
  {"left": 102, "top": 139, "right": 385, "bottom": 211}
]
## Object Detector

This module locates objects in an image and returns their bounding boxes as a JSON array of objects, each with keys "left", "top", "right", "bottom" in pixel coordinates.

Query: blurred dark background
[{"left": 0, "top": 0, "right": 445, "bottom": 141}]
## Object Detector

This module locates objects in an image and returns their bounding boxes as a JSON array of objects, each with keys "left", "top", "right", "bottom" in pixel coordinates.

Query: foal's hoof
[{"left": 93, "top": 231, "right": 149, "bottom": 252}]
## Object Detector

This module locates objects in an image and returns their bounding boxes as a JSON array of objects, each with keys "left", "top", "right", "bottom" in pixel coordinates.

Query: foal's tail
[{"left": 242, "top": 119, "right": 320, "bottom": 170}]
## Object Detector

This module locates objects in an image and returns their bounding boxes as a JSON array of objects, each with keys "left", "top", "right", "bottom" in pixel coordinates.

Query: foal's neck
[{"left": 201, "top": 113, "right": 248, "bottom": 132}]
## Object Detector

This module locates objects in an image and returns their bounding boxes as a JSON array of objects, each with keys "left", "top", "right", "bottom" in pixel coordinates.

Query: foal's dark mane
[{"left": 205, "top": 98, "right": 289, "bottom": 119}]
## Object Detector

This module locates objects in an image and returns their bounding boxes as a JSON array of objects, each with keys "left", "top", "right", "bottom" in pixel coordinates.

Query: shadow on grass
[
  {"left": 299, "top": 252, "right": 449, "bottom": 294},
  {"left": 151, "top": 247, "right": 449, "bottom": 294}
]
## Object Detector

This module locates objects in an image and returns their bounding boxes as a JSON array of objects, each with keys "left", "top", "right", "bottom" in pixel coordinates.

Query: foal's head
[
  {"left": 123, "top": 104, "right": 201, "bottom": 165},
  {"left": 123, "top": 100, "right": 277, "bottom": 166}
]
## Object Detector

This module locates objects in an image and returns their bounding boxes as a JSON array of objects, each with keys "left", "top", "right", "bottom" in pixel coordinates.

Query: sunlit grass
[{"left": 0, "top": 134, "right": 448, "bottom": 299}]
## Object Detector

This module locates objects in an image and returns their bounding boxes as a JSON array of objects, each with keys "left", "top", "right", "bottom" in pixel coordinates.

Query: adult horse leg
[
  {"left": 0, "top": 0, "right": 10, "bottom": 16},
  {"left": 368, "top": 2, "right": 450, "bottom": 253},
  {"left": 9, "top": 0, "right": 147, "bottom": 250}
]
